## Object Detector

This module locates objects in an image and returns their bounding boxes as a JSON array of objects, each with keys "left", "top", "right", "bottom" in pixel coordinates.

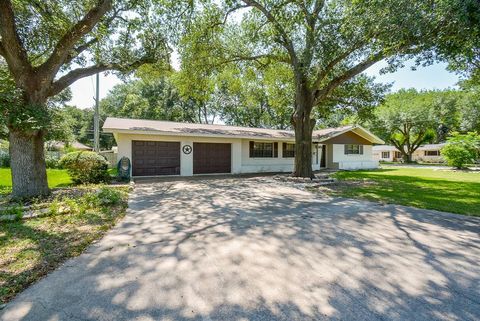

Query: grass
[
  {"left": 0, "top": 186, "right": 129, "bottom": 304},
  {"left": 330, "top": 166, "right": 480, "bottom": 216},
  {"left": 0, "top": 168, "right": 72, "bottom": 195}
]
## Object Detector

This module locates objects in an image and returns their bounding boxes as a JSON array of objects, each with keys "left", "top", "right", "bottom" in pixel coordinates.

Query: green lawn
[
  {"left": 330, "top": 166, "right": 480, "bottom": 216},
  {"left": 0, "top": 168, "right": 72, "bottom": 195}
]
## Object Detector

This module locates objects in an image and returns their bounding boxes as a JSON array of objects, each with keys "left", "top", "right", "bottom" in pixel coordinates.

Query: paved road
[{"left": 2, "top": 176, "right": 480, "bottom": 321}]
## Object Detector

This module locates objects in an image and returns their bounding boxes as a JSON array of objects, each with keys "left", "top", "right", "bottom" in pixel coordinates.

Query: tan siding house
[{"left": 373, "top": 143, "right": 446, "bottom": 163}]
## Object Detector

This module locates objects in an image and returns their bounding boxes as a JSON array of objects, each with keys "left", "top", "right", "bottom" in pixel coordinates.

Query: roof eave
[{"left": 103, "top": 128, "right": 297, "bottom": 142}]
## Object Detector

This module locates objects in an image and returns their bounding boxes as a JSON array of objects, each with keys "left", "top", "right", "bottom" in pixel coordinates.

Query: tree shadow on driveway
[{"left": 2, "top": 176, "right": 480, "bottom": 321}]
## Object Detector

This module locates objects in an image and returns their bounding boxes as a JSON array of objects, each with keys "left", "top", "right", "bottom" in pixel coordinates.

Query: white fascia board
[{"left": 103, "top": 128, "right": 297, "bottom": 142}]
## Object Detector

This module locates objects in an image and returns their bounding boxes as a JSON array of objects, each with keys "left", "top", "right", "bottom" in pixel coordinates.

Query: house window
[
  {"left": 394, "top": 151, "right": 402, "bottom": 159},
  {"left": 425, "top": 150, "right": 440, "bottom": 156},
  {"left": 249, "top": 141, "right": 278, "bottom": 158},
  {"left": 344, "top": 144, "right": 363, "bottom": 155},
  {"left": 381, "top": 151, "right": 390, "bottom": 159},
  {"left": 282, "top": 143, "right": 295, "bottom": 158}
]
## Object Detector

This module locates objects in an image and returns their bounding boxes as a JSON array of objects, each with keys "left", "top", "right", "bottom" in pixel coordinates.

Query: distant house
[
  {"left": 373, "top": 143, "right": 446, "bottom": 163},
  {"left": 46, "top": 141, "right": 92, "bottom": 151},
  {"left": 103, "top": 117, "right": 384, "bottom": 177}
]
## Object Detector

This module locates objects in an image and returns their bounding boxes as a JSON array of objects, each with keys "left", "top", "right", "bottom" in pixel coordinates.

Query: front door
[{"left": 320, "top": 145, "right": 326, "bottom": 167}]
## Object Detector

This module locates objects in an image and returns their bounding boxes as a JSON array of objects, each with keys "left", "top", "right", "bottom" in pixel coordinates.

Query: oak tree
[
  {"left": 0, "top": 0, "right": 176, "bottom": 198},
  {"left": 218, "top": 0, "right": 478, "bottom": 177},
  {"left": 373, "top": 89, "right": 437, "bottom": 162}
]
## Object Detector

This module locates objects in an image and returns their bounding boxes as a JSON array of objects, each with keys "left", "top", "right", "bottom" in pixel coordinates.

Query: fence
[{"left": 99, "top": 150, "right": 118, "bottom": 168}]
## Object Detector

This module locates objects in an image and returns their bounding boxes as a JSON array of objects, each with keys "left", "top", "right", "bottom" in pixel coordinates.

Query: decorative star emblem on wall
[{"left": 182, "top": 145, "right": 192, "bottom": 154}]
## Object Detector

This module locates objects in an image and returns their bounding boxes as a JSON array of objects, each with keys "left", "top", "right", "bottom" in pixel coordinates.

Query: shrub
[
  {"left": 441, "top": 132, "right": 480, "bottom": 169},
  {"left": 45, "top": 155, "right": 61, "bottom": 169},
  {"left": 0, "top": 150, "right": 10, "bottom": 167},
  {"left": 96, "top": 187, "right": 124, "bottom": 206},
  {"left": 60, "top": 151, "right": 110, "bottom": 184}
]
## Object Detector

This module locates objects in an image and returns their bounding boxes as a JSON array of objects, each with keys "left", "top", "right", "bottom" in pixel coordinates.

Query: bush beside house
[{"left": 60, "top": 151, "right": 110, "bottom": 184}]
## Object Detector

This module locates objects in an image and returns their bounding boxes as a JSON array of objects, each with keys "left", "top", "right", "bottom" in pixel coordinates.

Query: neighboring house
[
  {"left": 46, "top": 141, "right": 92, "bottom": 151},
  {"left": 373, "top": 143, "right": 446, "bottom": 163},
  {"left": 103, "top": 117, "right": 384, "bottom": 177}
]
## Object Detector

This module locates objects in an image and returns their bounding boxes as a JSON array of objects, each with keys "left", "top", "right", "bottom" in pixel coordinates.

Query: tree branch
[
  {"left": 314, "top": 51, "right": 386, "bottom": 105},
  {"left": 64, "top": 38, "right": 99, "bottom": 65},
  {"left": 38, "top": 0, "right": 113, "bottom": 78},
  {"left": 0, "top": 0, "right": 33, "bottom": 78},
  {"left": 241, "top": 0, "right": 298, "bottom": 67},
  {"left": 300, "top": 0, "right": 325, "bottom": 67},
  {"left": 312, "top": 40, "right": 366, "bottom": 90},
  {"left": 411, "top": 130, "right": 428, "bottom": 151},
  {"left": 62, "top": 6, "right": 126, "bottom": 65},
  {"left": 48, "top": 57, "right": 156, "bottom": 97}
]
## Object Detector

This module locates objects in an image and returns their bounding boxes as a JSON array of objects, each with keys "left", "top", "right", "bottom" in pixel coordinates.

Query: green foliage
[
  {"left": 59, "top": 105, "right": 113, "bottom": 150},
  {"left": 0, "top": 61, "right": 74, "bottom": 136},
  {"left": 441, "top": 132, "right": 480, "bottom": 168},
  {"left": 372, "top": 89, "right": 444, "bottom": 158},
  {"left": 459, "top": 84, "right": 480, "bottom": 134},
  {"left": 45, "top": 155, "right": 62, "bottom": 169},
  {"left": 0, "top": 203, "right": 23, "bottom": 220},
  {"left": 214, "top": 63, "right": 294, "bottom": 129},
  {"left": 101, "top": 75, "right": 200, "bottom": 123},
  {"left": 45, "top": 107, "right": 75, "bottom": 144},
  {"left": 315, "top": 75, "right": 390, "bottom": 128},
  {"left": 59, "top": 152, "right": 109, "bottom": 184},
  {"left": 0, "top": 150, "right": 10, "bottom": 168},
  {"left": 96, "top": 187, "right": 124, "bottom": 206},
  {"left": 439, "top": 0, "right": 480, "bottom": 81}
]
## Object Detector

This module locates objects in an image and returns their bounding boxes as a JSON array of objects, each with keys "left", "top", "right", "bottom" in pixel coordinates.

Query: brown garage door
[
  {"left": 193, "top": 143, "right": 231, "bottom": 174},
  {"left": 132, "top": 141, "right": 180, "bottom": 176}
]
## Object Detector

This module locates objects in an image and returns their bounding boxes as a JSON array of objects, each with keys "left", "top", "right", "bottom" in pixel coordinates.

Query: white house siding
[
  {"left": 115, "top": 133, "right": 322, "bottom": 176},
  {"left": 412, "top": 150, "right": 444, "bottom": 163},
  {"left": 240, "top": 139, "right": 293, "bottom": 173},
  {"left": 373, "top": 150, "right": 394, "bottom": 162},
  {"left": 330, "top": 144, "right": 378, "bottom": 170},
  {"left": 373, "top": 145, "right": 445, "bottom": 163}
]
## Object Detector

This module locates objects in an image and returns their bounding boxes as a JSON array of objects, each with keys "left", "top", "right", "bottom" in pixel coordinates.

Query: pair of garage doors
[{"left": 132, "top": 141, "right": 231, "bottom": 176}]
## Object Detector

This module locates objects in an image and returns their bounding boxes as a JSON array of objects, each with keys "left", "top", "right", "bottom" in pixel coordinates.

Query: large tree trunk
[
  {"left": 9, "top": 129, "right": 49, "bottom": 199},
  {"left": 292, "top": 82, "right": 315, "bottom": 178},
  {"left": 402, "top": 153, "right": 413, "bottom": 163}
]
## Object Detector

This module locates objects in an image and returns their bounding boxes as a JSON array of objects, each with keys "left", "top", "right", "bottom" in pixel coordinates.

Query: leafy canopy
[
  {"left": 0, "top": 0, "right": 189, "bottom": 132},
  {"left": 373, "top": 89, "right": 439, "bottom": 156},
  {"left": 441, "top": 132, "right": 480, "bottom": 168}
]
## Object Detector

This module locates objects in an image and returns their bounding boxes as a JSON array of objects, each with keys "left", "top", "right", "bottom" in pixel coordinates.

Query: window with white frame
[
  {"left": 381, "top": 151, "right": 390, "bottom": 159},
  {"left": 344, "top": 144, "right": 363, "bottom": 155}
]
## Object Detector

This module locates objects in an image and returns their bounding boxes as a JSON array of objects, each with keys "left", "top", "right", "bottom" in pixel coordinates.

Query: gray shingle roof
[{"left": 103, "top": 117, "right": 382, "bottom": 143}]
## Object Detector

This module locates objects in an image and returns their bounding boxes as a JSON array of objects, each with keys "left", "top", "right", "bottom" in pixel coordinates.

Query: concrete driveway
[{"left": 2, "top": 176, "right": 480, "bottom": 321}]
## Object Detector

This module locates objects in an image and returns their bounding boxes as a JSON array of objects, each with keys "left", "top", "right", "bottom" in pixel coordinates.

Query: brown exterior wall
[{"left": 322, "top": 131, "right": 372, "bottom": 145}]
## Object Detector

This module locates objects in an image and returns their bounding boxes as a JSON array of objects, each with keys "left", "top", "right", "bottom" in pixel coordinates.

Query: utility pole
[{"left": 93, "top": 72, "right": 100, "bottom": 152}]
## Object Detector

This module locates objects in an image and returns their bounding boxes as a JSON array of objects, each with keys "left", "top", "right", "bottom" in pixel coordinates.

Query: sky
[{"left": 68, "top": 59, "right": 461, "bottom": 109}]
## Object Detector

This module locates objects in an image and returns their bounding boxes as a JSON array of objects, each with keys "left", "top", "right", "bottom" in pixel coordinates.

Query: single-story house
[
  {"left": 373, "top": 143, "right": 446, "bottom": 163},
  {"left": 103, "top": 117, "right": 384, "bottom": 177}
]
